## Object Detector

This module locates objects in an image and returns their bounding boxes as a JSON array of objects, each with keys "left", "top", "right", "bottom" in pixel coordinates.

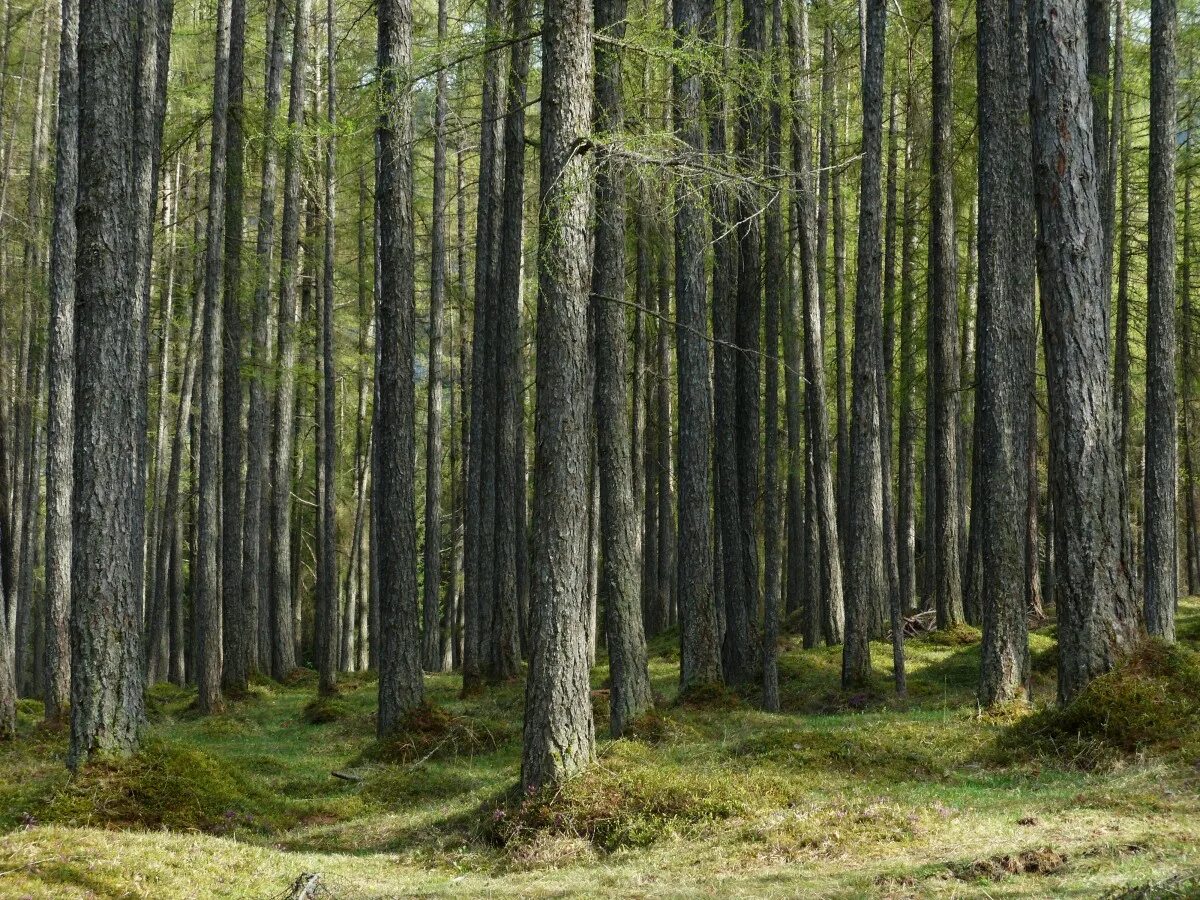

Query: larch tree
[
  {"left": 1029, "top": 0, "right": 1140, "bottom": 703},
  {"left": 674, "top": 0, "right": 722, "bottom": 691},
  {"left": 593, "top": 0, "right": 653, "bottom": 736},
  {"left": 977, "top": 0, "right": 1034, "bottom": 705},
  {"left": 1144, "top": 0, "right": 1178, "bottom": 640},
  {"left": 842, "top": 0, "right": 887, "bottom": 689},
  {"left": 376, "top": 0, "right": 425, "bottom": 734},
  {"left": 521, "top": 0, "right": 596, "bottom": 790}
]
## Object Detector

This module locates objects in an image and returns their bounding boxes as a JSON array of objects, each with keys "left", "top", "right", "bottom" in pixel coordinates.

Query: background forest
[{"left": 1, "top": 0, "right": 1200, "bottom": 890}]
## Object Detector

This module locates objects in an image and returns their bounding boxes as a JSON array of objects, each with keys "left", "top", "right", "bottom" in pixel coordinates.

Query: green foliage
[
  {"left": 364, "top": 701, "right": 515, "bottom": 763},
  {"left": 302, "top": 694, "right": 354, "bottom": 725},
  {"left": 922, "top": 623, "right": 983, "bottom": 647},
  {"left": 999, "top": 639, "right": 1200, "bottom": 768}
]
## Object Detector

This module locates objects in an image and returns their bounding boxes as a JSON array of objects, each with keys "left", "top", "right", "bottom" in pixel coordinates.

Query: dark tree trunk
[
  {"left": 70, "top": 0, "right": 157, "bottom": 766},
  {"left": 897, "top": 44, "right": 918, "bottom": 618},
  {"left": 269, "top": 0, "right": 310, "bottom": 679},
  {"left": 317, "top": 0, "right": 339, "bottom": 693},
  {"left": 930, "top": 0, "right": 963, "bottom": 630},
  {"left": 843, "top": 0, "right": 888, "bottom": 689},
  {"left": 422, "top": 0, "right": 450, "bottom": 673},
  {"left": 977, "top": 0, "right": 1035, "bottom": 705},
  {"left": 790, "top": 0, "right": 843, "bottom": 649},
  {"left": 243, "top": 0, "right": 288, "bottom": 676},
  {"left": 1029, "top": 0, "right": 1140, "bottom": 702},
  {"left": 593, "top": 0, "right": 653, "bottom": 736},
  {"left": 44, "top": 0, "right": 78, "bottom": 723},
  {"left": 376, "top": 0, "right": 425, "bottom": 732},
  {"left": 1144, "top": 0, "right": 1177, "bottom": 639},
  {"left": 221, "top": 0, "right": 249, "bottom": 693},
  {"left": 520, "top": 0, "right": 596, "bottom": 790}
]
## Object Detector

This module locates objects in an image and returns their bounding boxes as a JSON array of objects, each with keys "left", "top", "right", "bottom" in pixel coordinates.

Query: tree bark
[
  {"left": 1029, "top": 0, "right": 1140, "bottom": 702},
  {"left": 376, "top": 0, "right": 425, "bottom": 732},
  {"left": 1144, "top": 0, "right": 1177, "bottom": 639}
]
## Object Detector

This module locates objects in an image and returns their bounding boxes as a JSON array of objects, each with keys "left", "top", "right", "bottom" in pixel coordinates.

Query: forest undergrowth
[{"left": 2, "top": 601, "right": 1200, "bottom": 898}]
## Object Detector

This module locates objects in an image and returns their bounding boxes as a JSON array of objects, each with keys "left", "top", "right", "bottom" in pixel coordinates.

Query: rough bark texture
[
  {"left": 1029, "top": 0, "right": 1140, "bottom": 703},
  {"left": 44, "top": 0, "right": 78, "bottom": 723},
  {"left": 269, "top": 0, "right": 310, "bottom": 679},
  {"left": 790, "top": 0, "right": 842, "bottom": 650},
  {"left": 593, "top": 0, "right": 653, "bottom": 736},
  {"left": 422, "top": 0, "right": 450, "bottom": 673},
  {"left": 221, "top": 0, "right": 249, "bottom": 692},
  {"left": 242, "top": 0, "right": 287, "bottom": 677},
  {"left": 376, "top": 0, "right": 425, "bottom": 733},
  {"left": 977, "top": 0, "right": 1034, "bottom": 705},
  {"left": 843, "top": 0, "right": 887, "bottom": 689},
  {"left": 930, "top": 0, "right": 963, "bottom": 630},
  {"left": 897, "top": 47, "right": 918, "bottom": 618},
  {"left": 70, "top": 0, "right": 155, "bottom": 765},
  {"left": 1144, "top": 0, "right": 1177, "bottom": 640},
  {"left": 520, "top": 0, "right": 596, "bottom": 791}
]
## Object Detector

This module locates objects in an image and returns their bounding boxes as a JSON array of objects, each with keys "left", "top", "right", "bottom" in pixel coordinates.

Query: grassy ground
[{"left": 2, "top": 603, "right": 1200, "bottom": 898}]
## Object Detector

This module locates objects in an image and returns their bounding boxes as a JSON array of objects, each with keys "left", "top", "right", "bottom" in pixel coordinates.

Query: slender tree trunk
[
  {"left": 1029, "top": 0, "right": 1139, "bottom": 702},
  {"left": 897, "top": 44, "right": 918, "bottom": 618},
  {"left": 977, "top": 0, "right": 1034, "bottom": 705},
  {"left": 520, "top": 0, "right": 596, "bottom": 790},
  {"left": 376, "top": 0, "right": 425, "bottom": 732},
  {"left": 1144, "top": 0, "right": 1177, "bottom": 639},
  {"left": 43, "top": 0, "right": 78, "bottom": 723},
  {"left": 593, "top": 0, "right": 652, "bottom": 735},
  {"left": 243, "top": 0, "right": 287, "bottom": 677},
  {"left": 1182, "top": 172, "right": 1200, "bottom": 595},
  {"left": 270, "top": 0, "right": 310, "bottom": 679}
]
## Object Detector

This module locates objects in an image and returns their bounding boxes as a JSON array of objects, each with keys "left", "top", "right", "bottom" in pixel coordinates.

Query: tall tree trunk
[
  {"left": 221, "top": 0, "right": 249, "bottom": 693},
  {"left": 790, "top": 0, "right": 843, "bottom": 648},
  {"left": 842, "top": 0, "right": 887, "bottom": 688},
  {"left": 593, "top": 0, "right": 652, "bottom": 736},
  {"left": 1029, "top": 0, "right": 1139, "bottom": 702},
  {"left": 520, "top": 0, "right": 596, "bottom": 790},
  {"left": 977, "top": 0, "right": 1034, "bottom": 705},
  {"left": 243, "top": 0, "right": 287, "bottom": 676},
  {"left": 897, "top": 43, "right": 919, "bottom": 618},
  {"left": 70, "top": 0, "right": 157, "bottom": 766},
  {"left": 270, "top": 0, "right": 310, "bottom": 679},
  {"left": 1144, "top": 0, "right": 1177, "bottom": 640},
  {"left": 421, "top": 0, "right": 449, "bottom": 674},
  {"left": 316, "top": 0, "right": 339, "bottom": 693},
  {"left": 930, "top": 0, "right": 963, "bottom": 629},
  {"left": 44, "top": 0, "right": 78, "bottom": 723},
  {"left": 376, "top": 0, "right": 425, "bottom": 733}
]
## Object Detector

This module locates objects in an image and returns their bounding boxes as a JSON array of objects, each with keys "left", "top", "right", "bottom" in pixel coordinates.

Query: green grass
[{"left": 3, "top": 603, "right": 1200, "bottom": 897}]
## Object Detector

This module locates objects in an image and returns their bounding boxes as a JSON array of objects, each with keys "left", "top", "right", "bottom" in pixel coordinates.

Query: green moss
[
  {"left": 999, "top": 639, "right": 1200, "bottom": 767},
  {"left": 674, "top": 680, "right": 742, "bottom": 710},
  {"left": 302, "top": 694, "right": 354, "bottom": 725},
  {"left": 365, "top": 702, "right": 514, "bottom": 763},
  {"left": 43, "top": 739, "right": 262, "bottom": 833},
  {"left": 923, "top": 624, "right": 983, "bottom": 647}
]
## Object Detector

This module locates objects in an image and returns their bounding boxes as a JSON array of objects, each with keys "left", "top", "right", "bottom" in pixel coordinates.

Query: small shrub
[
  {"left": 622, "top": 709, "right": 689, "bottom": 745},
  {"left": 956, "top": 848, "right": 1067, "bottom": 880}
]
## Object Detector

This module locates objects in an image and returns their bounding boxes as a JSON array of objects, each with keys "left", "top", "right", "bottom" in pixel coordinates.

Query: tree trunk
[
  {"left": 897, "top": 44, "right": 918, "bottom": 618},
  {"left": 70, "top": 0, "right": 157, "bottom": 766},
  {"left": 44, "top": 0, "right": 78, "bottom": 723},
  {"left": 376, "top": 0, "right": 425, "bottom": 733},
  {"left": 842, "top": 0, "right": 887, "bottom": 688},
  {"left": 270, "top": 0, "right": 310, "bottom": 679},
  {"left": 1029, "top": 0, "right": 1140, "bottom": 702},
  {"left": 520, "top": 0, "right": 596, "bottom": 790},
  {"left": 977, "top": 0, "right": 1034, "bottom": 705},
  {"left": 1144, "top": 0, "right": 1177, "bottom": 639},
  {"left": 593, "top": 0, "right": 653, "bottom": 736}
]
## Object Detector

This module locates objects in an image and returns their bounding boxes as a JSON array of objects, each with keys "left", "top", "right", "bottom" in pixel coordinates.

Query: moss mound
[
  {"left": 1000, "top": 639, "right": 1200, "bottom": 767},
  {"left": 45, "top": 739, "right": 260, "bottom": 832},
  {"left": 924, "top": 623, "right": 983, "bottom": 647},
  {"left": 491, "top": 745, "right": 783, "bottom": 852},
  {"left": 302, "top": 695, "right": 354, "bottom": 725},
  {"left": 674, "top": 681, "right": 742, "bottom": 710},
  {"left": 622, "top": 709, "right": 691, "bottom": 745},
  {"left": 365, "top": 702, "right": 513, "bottom": 763}
]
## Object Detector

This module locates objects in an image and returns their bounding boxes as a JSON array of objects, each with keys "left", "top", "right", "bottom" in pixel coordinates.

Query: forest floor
[{"left": 3, "top": 603, "right": 1200, "bottom": 898}]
